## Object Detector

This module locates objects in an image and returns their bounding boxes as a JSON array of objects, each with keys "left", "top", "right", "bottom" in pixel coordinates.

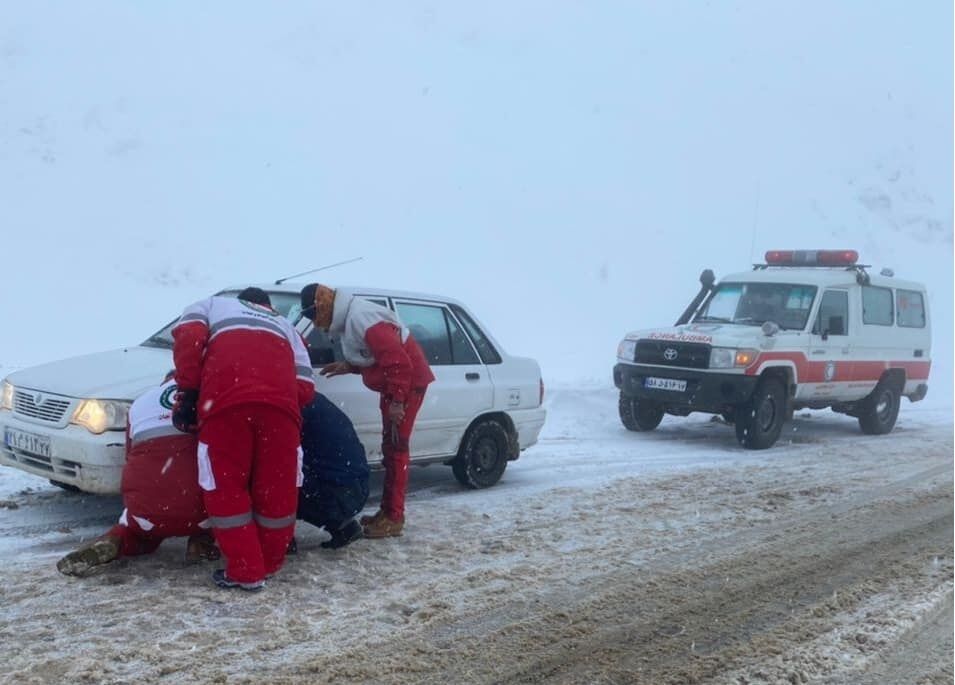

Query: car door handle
[{"left": 465, "top": 372, "right": 480, "bottom": 381}]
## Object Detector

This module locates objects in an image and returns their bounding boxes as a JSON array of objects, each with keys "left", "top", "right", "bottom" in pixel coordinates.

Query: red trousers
[
  {"left": 198, "top": 404, "right": 300, "bottom": 583},
  {"left": 379, "top": 388, "right": 426, "bottom": 521},
  {"left": 106, "top": 513, "right": 205, "bottom": 557}
]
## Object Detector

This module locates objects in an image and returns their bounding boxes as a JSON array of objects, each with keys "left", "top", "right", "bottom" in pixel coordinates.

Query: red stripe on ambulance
[{"left": 746, "top": 352, "right": 930, "bottom": 383}]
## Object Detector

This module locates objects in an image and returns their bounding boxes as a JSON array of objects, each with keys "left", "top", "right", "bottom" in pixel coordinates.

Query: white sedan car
[{"left": 0, "top": 284, "right": 546, "bottom": 494}]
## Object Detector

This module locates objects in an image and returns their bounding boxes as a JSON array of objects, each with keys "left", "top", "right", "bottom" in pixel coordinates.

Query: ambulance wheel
[
  {"left": 453, "top": 419, "right": 509, "bottom": 489},
  {"left": 858, "top": 379, "right": 901, "bottom": 435},
  {"left": 619, "top": 394, "right": 664, "bottom": 431},
  {"left": 735, "top": 377, "right": 786, "bottom": 449}
]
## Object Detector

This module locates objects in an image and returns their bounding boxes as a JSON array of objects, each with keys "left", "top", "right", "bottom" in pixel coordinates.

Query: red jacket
[
  {"left": 172, "top": 296, "right": 315, "bottom": 424},
  {"left": 327, "top": 293, "right": 435, "bottom": 403},
  {"left": 122, "top": 381, "right": 205, "bottom": 524},
  {"left": 360, "top": 321, "right": 435, "bottom": 402}
]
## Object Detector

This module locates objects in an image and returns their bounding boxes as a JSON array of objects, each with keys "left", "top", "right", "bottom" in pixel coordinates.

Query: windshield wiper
[{"left": 693, "top": 316, "right": 732, "bottom": 323}]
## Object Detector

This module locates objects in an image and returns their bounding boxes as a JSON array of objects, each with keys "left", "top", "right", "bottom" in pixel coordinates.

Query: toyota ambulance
[{"left": 613, "top": 250, "right": 931, "bottom": 449}]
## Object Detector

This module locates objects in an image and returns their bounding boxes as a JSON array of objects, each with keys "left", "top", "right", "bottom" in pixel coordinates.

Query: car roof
[
  {"left": 220, "top": 282, "right": 470, "bottom": 308},
  {"left": 718, "top": 267, "right": 926, "bottom": 292}
]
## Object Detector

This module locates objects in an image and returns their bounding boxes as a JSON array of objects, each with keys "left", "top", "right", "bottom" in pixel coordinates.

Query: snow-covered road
[{"left": 0, "top": 387, "right": 951, "bottom": 684}]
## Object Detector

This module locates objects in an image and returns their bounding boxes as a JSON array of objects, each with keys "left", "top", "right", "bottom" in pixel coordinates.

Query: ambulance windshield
[{"left": 694, "top": 282, "right": 817, "bottom": 331}]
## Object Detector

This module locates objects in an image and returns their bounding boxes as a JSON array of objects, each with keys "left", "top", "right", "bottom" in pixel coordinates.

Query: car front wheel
[
  {"left": 735, "top": 377, "right": 786, "bottom": 449},
  {"left": 452, "top": 419, "right": 510, "bottom": 489},
  {"left": 618, "top": 393, "right": 664, "bottom": 431}
]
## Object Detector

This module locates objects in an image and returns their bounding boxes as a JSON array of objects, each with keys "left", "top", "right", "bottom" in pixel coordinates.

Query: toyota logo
[
  {"left": 663, "top": 347, "right": 678, "bottom": 361},
  {"left": 32, "top": 392, "right": 45, "bottom": 406}
]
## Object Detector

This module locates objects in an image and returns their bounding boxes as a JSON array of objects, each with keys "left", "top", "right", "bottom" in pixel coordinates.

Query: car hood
[
  {"left": 624, "top": 323, "right": 803, "bottom": 348},
  {"left": 4, "top": 346, "right": 174, "bottom": 400}
]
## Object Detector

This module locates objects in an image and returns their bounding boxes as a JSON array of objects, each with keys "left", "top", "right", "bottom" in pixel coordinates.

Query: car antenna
[{"left": 274, "top": 257, "right": 364, "bottom": 285}]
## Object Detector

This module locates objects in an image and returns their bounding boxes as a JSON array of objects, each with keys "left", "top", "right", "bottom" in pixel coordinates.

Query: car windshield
[
  {"left": 693, "top": 282, "right": 817, "bottom": 331},
  {"left": 142, "top": 291, "right": 303, "bottom": 348}
]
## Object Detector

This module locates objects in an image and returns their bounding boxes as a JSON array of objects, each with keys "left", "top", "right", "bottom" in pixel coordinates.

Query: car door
[
  {"left": 393, "top": 299, "right": 494, "bottom": 458},
  {"left": 807, "top": 288, "right": 852, "bottom": 399},
  {"left": 298, "top": 296, "right": 394, "bottom": 464}
]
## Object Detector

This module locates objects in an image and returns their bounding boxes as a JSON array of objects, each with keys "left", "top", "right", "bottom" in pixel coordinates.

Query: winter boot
[
  {"left": 56, "top": 534, "right": 121, "bottom": 577},
  {"left": 211, "top": 569, "right": 265, "bottom": 592},
  {"left": 321, "top": 519, "right": 363, "bottom": 549},
  {"left": 362, "top": 512, "right": 404, "bottom": 539},
  {"left": 184, "top": 531, "right": 220, "bottom": 563},
  {"left": 359, "top": 510, "right": 385, "bottom": 526}
]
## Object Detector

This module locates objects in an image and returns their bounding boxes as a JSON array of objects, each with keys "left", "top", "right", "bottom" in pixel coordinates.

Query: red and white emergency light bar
[{"left": 764, "top": 249, "right": 859, "bottom": 266}]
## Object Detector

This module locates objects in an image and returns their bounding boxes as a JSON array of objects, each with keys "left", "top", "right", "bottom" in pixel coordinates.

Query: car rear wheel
[
  {"left": 858, "top": 378, "right": 901, "bottom": 435},
  {"left": 618, "top": 393, "right": 664, "bottom": 431},
  {"left": 452, "top": 419, "right": 509, "bottom": 489},
  {"left": 735, "top": 377, "right": 786, "bottom": 449}
]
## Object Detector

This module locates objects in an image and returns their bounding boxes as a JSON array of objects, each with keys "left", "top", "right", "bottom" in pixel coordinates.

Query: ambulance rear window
[{"left": 896, "top": 289, "right": 926, "bottom": 328}]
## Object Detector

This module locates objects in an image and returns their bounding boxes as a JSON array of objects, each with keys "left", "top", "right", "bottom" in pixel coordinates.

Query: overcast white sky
[{"left": 1, "top": 2, "right": 951, "bottom": 396}]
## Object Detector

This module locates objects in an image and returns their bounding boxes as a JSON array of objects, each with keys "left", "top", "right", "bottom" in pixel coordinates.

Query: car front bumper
[
  {"left": 0, "top": 410, "right": 124, "bottom": 493},
  {"left": 613, "top": 363, "right": 759, "bottom": 413}
]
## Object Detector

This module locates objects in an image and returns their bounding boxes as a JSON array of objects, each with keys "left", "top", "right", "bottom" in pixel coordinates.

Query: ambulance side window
[
  {"left": 812, "top": 290, "right": 848, "bottom": 337},
  {"left": 862, "top": 286, "right": 894, "bottom": 326}
]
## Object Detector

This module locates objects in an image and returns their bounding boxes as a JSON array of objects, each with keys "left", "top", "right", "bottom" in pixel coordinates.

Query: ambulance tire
[
  {"left": 735, "top": 377, "right": 786, "bottom": 450},
  {"left": 619, "top": 394, "right": 664, "bottom": 431},
  {"left": 858, "top": 379, "right": 901, "bottom": 435}
]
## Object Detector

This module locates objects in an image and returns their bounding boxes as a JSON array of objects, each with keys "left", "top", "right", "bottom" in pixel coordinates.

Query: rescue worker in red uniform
[
  {"left": 173, "top": 287, "right": 314, "bottom": 591},
  {"left": 57, "top": 372, "right": 217, "bottom": 577},
  {"left": 300, "top": 284, "right": 434, "bottom": 538}
]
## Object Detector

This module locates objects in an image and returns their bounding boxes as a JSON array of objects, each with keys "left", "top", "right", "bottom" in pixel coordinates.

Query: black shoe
[
  {"left": 211, "top": 568, "right": 265, "bottom": 592},
  {"left": 321, "top": 519, "right": 363, "bottom": 549},
  {"left": 286, "top": 536, "right": 298, "bottom": 555}
]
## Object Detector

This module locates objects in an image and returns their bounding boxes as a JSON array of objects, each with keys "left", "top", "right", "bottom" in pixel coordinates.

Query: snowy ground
[{"left": 0, "top": 386, "right": 951, "bottom": 684}]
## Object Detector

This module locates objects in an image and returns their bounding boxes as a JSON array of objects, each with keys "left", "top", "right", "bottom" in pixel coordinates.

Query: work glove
[{"left": 172, "top": 388, "right": 200, "bottom": 433}]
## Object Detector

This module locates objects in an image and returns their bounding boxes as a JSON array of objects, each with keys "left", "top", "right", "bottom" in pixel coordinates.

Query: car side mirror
[{"left": 308, "top": 348, "right": 335, "bottom": 366}]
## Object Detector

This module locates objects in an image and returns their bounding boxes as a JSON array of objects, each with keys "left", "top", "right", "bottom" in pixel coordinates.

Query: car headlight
[
  {"left": 1, "top": 381, "right": 12, "bottom": 411},
  {"left": 71, "top": 399, "right": 131, "bottom": 434},
  {"left": 617, "top": 339, "right": 637, "bottom": 361},
  {"left": 709, "top": 348, "right": 759, "bottom": 369}
]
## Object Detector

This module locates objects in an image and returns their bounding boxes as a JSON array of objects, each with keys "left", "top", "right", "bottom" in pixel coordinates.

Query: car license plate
[
  {"left": 4, "top": 428, "right": 51, "bottom": 458},
  {"left": 645, "top": 377, "right": 687, "bottom": 392}
]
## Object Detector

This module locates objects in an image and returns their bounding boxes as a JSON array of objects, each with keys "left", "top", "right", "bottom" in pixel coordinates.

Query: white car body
[{"left": 0, "top": 284, "right": 546, "bottom": 494}]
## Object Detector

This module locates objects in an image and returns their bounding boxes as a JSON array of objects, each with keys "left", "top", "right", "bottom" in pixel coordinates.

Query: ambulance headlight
[
  {"left": 71, "top": 399, "right": 131, "bottom": 434},
  {"left": 709, "top": 348, "right": 758, "bottom": 369},
  {"left": 617, "top": 339, "right": 637, "bottom": 361}
]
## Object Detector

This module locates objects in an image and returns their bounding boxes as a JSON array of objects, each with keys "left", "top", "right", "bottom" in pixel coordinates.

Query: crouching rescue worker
[
  {"left": 57, "top": 372, "right": 217, "bottom": 577},
  {"left": 300, "top": 284, "right": 434, "bottom": 538},
  {"left": 173, "top": 287, "right": 314, "bottom": 591},
  {"left": 294, "top": 393, "right": 370, "bottom": 549}
]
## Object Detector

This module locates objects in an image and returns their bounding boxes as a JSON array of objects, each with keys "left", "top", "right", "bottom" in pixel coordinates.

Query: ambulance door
[{"left": 808, "top": 289, "right": 852, "bottom": 400}]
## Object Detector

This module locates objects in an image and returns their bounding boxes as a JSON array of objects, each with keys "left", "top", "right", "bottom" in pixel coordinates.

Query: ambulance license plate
[{"left": 644, "top": 377, "right": 687, "bottom": 392}]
